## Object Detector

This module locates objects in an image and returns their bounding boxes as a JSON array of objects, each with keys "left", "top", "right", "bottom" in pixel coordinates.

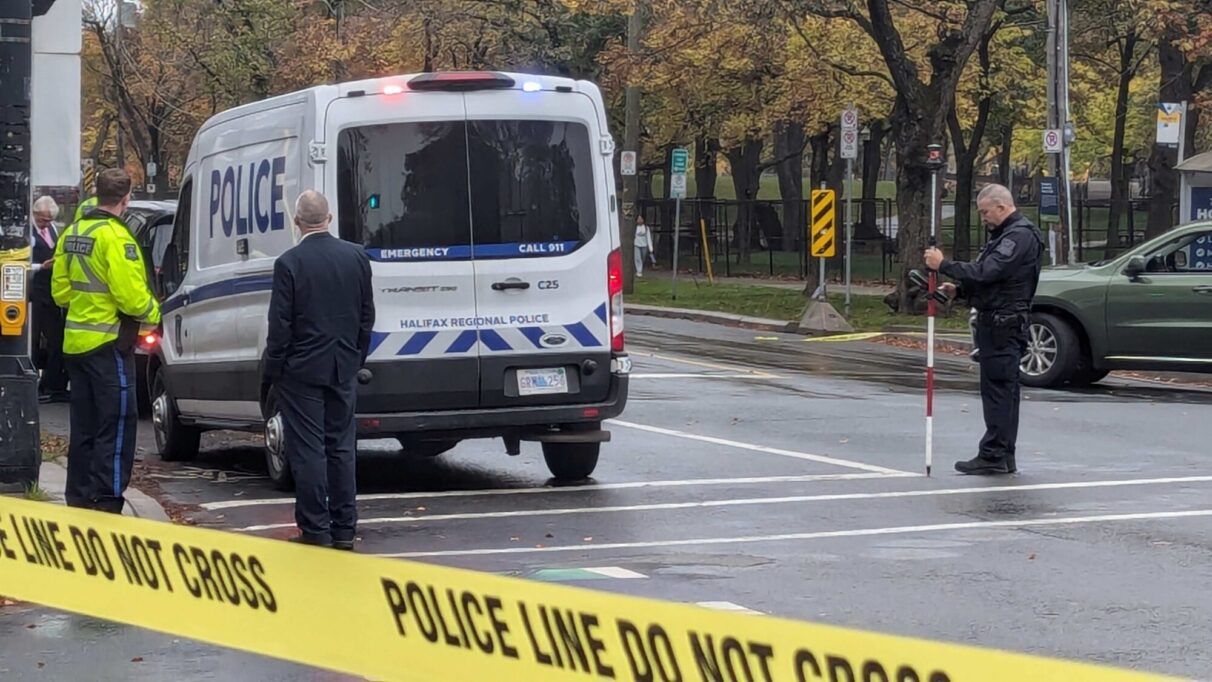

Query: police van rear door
[
  {"left": 329, "top": 90, "right": 481, "bottom": 412},
  {"left": 463, "top": 84, "right": 615, "bottom": 408}
]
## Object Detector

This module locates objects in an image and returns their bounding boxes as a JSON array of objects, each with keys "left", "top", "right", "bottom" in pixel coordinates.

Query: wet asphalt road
[{"left": 4, "top": 315, "right": 1212, "bottom": 680}]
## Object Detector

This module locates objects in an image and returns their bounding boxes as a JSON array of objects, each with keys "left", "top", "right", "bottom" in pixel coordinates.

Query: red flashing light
[
  {"left": 607, "top": 249, "right": 624, "bottom": 352},
  {"left": 383, "top": 85, "right": 405, "bottom": 95},
  {"left": 142, "top": 333, "right": 158, "bottom": 347}
]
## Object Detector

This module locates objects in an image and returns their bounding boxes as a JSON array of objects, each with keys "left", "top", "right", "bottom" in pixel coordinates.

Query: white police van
[{"left": 149, "top": 71, "right": 630, "bottom": 489}]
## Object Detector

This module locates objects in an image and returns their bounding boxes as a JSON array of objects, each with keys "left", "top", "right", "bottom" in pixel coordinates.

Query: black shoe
[
  {"left": 333, "top": 539, "right": 355, "bottom": 552},
  {"left": 955, "top": 456, "right": 1011, "bottom": 475},
  {"left": 49, "top": 391, "right": 70, "bottom": 404},
  {"left": 288, "top": 535, "right": 331, "bottom": 547},
  {"left": 1006, "top": 454, "right": 1017, "bottom": 474}
]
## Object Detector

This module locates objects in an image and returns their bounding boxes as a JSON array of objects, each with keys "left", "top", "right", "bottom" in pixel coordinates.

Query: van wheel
[
  {"left": 542, "top": 442, "right": 600, "bottom": 481},
  {"left": 151, "top": 370, "right": 199, "bottom": 462},
  {"left": 396, "top": 438, "right": 458, "bottom": 458},
  {"left": 263, "top": 390, "right": 294, "bottom": 492},
  {"left": 1019, "top": 313, "right": 1079, "bottom": 388}
]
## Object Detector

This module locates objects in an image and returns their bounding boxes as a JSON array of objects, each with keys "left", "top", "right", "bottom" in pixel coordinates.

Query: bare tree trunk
[
  {"left": 860, "top": 120, "right": 886, "bottom": 233},
  {"left": 997, "top": 123, "right": 1013, "bottom": 187},
  {"left": 726, "top": 137, "right": 763, "bottom": 264},
  {"left": 774, "top": 122, "right": 805, "bottom": 252}
]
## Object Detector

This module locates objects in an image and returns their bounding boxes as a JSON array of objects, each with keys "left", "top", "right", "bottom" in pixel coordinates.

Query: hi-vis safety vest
[{"left": 51, "top": 211, "right": 161, "bottom": 355}]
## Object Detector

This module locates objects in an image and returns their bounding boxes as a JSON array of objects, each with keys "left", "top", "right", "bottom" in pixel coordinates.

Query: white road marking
[
  {"left": 629, "top": 373, "right": 783, "bottom": 379},
  {"left": 697, "top": 601, "right": 763, "bottom": 614},
  {"left": 584, "top": 567, "right": 647, "bottom": 579},
  {"left": 232, "top": 475, "right": 1212, "bottom": 532},
  {"left": 201, "top": 472, "right": 906, "bottom": 511},
  {"left": 608, "top": 419, "right": 913, "bottom": 476},
  {"left": 380, "top": 509, "right": 1212, "bottom": 558}
]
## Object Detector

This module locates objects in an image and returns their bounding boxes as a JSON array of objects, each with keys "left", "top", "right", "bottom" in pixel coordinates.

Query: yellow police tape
[{"left": 0, "top": 495, "right": 1178, "bottom": 681}]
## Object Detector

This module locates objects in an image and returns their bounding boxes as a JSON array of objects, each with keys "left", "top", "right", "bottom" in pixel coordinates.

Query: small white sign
[
  {"left": 840, "top": 129, "right": 859, "bottom": 160},
  {"left": 620, "top": 151, "right": 637, "bottom": 176},
  {"left": 1157, "top": 102, "right": 1183, "bottom": 147},
  {"left": 146, "top": 182, "right": 156, "bottom": 194},
  {"left": 2, "top": 264, "right": 26, "bottom": 302},
  {"left": 670, "top": 172, "right": 687, "bottom": 199},
  {"left": 146, "top": 161, "right": 158, "bottom": 177},
  {"left": 1043, "top": 129, "right": 1063, "bottom": 154},
  {"left": 841, "top": 107, "right": 858, "bottom": 132}
]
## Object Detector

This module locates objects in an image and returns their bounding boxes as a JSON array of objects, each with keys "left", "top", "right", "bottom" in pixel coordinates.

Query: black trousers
[
  {"left": 65, "top": 344, "right": 138, "bottom": 514},
  {"left": 32, "top": 299, "right": 68, "bottom": 394},
  {"left": 974, "top": 315, "right": 1028, "bottom": 461},
  {"left": 278, "top": 378, "right": 357, "bottom": 545}
]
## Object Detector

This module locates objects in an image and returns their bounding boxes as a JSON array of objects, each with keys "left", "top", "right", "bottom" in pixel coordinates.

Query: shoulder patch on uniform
[
  {"left": 996, "top": 238, "right": 1017, "bottom": 258},
  {"left": 125, "top": 243, "right": 138, "bottom": 261}
]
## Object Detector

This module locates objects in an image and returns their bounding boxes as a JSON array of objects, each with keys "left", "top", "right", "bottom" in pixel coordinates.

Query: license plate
[{"left": 517, "top": 368, "right": 568, "bottom": 396}]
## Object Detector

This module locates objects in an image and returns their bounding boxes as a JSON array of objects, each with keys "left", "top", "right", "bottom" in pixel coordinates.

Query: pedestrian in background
[
  {"left": 634, "top": 215, "right": 655, "bottom": 276},
  {"left": 52, "top": 169, "right": 160, "bottom": 513},
  {"left": 264, "top": 191, "right": 374, "bottom": 550},
  {"left": 924, "top": 184, "right": 1043, "bottom": 476},
  {"left": 30, "top": 195, "right": 69, "bottom": 403}
]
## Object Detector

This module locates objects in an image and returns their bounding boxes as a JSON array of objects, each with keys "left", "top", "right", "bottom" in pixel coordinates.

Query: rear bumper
[{"left": 355, "top": 358, "right": 630, "bottom": 439}]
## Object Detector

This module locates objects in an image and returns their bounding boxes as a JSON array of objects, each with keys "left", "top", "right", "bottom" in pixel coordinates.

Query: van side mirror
[{"left": 1124, "top": 255, "right": 1146, "bottom": 280}]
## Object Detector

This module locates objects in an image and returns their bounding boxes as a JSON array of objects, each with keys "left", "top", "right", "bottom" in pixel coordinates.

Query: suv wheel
[
  {"left": 1020, "top": 312, "right": 1079, "bottom": 388},
  {"left": 542, "top": 442, "right": 600, "bottom": 481},
  {"left": 151, "top": 369, "right": 200, "bottom": 462},
  {"left": 263, "top": 390, "right": 294, "bottom": 492}
]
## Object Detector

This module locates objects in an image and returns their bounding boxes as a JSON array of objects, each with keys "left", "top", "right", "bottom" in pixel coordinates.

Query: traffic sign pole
[
  {"left": 670, "top": 148, "right": 689, "bottom": 301},
  {"left": 840, "top": 107, "right": 859, "bottom": 315}
]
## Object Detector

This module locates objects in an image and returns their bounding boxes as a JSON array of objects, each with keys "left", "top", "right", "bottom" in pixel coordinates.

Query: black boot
[{"left": 955, "top": 455, "right": 1011, "bottom": 475}]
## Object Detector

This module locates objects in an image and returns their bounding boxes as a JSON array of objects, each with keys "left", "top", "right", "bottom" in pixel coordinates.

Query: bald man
[
  {"left": 924, "top": 184, "right": 1044, "bottom": 475},
  {"left": 264, "top": 191, "right": 375, "bottom": 549}
]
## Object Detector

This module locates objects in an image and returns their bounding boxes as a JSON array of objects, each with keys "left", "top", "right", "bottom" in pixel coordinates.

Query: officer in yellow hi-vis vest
[{"left": 51, "top": 169, "right": 161, "bottom": 514}]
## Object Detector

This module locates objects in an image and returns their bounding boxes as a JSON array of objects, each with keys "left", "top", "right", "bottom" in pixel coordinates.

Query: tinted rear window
[{"left": 337, "top": 119, "right": 595, "bottom": 260}]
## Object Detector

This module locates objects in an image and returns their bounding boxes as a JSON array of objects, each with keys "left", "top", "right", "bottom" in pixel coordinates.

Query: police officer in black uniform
[{"left": 924, "top": 183, "right": 1044, "bottom": 475}]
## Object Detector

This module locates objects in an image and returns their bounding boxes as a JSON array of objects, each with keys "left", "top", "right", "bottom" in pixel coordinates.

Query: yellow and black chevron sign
[
  {"left": 82, "top": 163, "right": 96, "bottom": 195},
  {"left": 810, "top": 189, "right": 837, "bottom": 257}
]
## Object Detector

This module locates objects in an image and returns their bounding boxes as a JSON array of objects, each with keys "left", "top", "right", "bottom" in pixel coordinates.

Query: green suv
[{"left": 1016, "top": 221, "right": 1212, "bottom": 388}]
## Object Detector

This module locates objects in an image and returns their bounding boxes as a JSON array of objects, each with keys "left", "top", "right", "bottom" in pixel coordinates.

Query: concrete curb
[{"left": 38, "top": 459, "right": 171, "bottom": 522}]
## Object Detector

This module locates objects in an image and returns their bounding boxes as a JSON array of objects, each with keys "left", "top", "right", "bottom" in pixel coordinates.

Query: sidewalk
[{"left": 28, "top": 456, "right": 170, "bottom": 522}]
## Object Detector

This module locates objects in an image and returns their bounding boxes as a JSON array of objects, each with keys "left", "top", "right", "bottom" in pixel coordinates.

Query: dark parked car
[
  {"left": 124, "top": 200, "right": 177, "bottom": 415},
  {"left": 1012, "top": 221, "right": 1212, "bottom": 387}
]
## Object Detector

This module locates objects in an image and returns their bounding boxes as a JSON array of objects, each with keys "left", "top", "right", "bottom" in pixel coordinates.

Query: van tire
[
  {"left": 263, "top": 389, "right": 294, "bottom": 492},
  {"left": 151, "top": 369, "right": 200, "bottom": 462},
  {"left": 542, "top": 442, "right": 600, "bottom": 481}
]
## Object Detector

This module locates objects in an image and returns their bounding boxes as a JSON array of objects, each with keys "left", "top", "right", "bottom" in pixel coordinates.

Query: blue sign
[
  {"left": 1190, "top": 187, "right": 1212, "bottom": 223},
  {"left": 1039, "top": 177, "right": 1059, "bottom": 220},
  {"left": 1191, "top": 233, "right": 1212, "bottom": 270},
  {"left": 208, "top": 157, "right": 287, "bottom": 238},
  {"left": 366, "top": 241, "right": 581, "bottom": 262}
]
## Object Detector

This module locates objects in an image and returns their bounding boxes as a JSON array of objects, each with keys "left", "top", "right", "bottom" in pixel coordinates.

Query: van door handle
[
  {"left": 1193, "top": 285, "right": 1212, "bottom": 295},
  {"left": 491, "top": 281, "right": 530, "bottom": 291}
]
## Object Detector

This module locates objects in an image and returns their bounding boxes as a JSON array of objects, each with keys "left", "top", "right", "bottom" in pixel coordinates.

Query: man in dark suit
[
  {"left": 264, "top": 190, "right": 375, "bottom": 549},
  {"left": 30, "top": 195, "right": 69, "bottom": 403}
]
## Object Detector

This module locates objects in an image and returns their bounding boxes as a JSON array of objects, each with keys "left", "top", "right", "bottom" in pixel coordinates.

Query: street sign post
[
  {"left": 620, "top": 151, "right": 637, "bottom": 176},
  {"left": 810, "top": 188, "right": 836, "bottom": 301},
  {"left": 839, "top": 107, "right": 858, "bottom": 315},
  {"left": 1043, "top": 129, "right": 1063, "bottom": 154},
  {"left": 670, "top": 147, "right": 689, "bottom": 300}
]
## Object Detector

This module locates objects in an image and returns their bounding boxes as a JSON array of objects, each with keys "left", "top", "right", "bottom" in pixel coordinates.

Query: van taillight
[{"left": 608, "top": 249, "right": 624, "bottom": 352}]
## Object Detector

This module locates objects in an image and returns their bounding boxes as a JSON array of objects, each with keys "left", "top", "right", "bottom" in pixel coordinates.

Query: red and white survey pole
[{"left": 925, "top": 144, "right": 946, "bottom": 477}]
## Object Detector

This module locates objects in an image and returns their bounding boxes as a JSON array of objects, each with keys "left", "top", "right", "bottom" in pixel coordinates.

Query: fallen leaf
[
  {"left": 509, "top": 537, "right": 520, "bottom": 542},
  {"left": 839, "top": 438, "right": 849, "bottom": 444},
  {"left": 131, "top": 657, "right": 144, "bottom": 663},
  {"left": 416, "top": 507, "right": 427, "bottom": 512},
  {"left": 535, "top": 544, "right": 546, "bottom": 549},
  {"left": 583, "top": 537, "right": 593, "bottom": 542},
  {"left": 37, "top": 662, "right": 45, "bottom": 669},
  {"left": 233, "top": 491, "right": 244, "bottom": 497},
  {"left": 545, "top": 533, "right": 554, "bottom": 539},
  {"left": 1028, "top": 553, "right": 1036, "bottom": 561}
]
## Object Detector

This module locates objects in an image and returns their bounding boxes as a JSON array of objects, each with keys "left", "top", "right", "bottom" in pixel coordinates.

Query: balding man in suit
[{"left": 264, "top": 191, "right": 375, "bottom": 549}]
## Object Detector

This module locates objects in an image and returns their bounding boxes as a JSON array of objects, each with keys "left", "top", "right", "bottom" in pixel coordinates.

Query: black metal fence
[{"left": 636, "top": 196, "right": 1178, "bottom": 283}]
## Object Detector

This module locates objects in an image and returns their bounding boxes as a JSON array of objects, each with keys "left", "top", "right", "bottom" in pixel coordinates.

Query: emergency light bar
[{"left": 407, "top": 72, "right": 517, "bottom": 92}]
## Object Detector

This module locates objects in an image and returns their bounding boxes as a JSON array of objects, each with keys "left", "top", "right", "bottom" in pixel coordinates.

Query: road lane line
[
  {"left": 608, "top": 419, "right": 913, "bottom": 475},
  {"left": 380, "top": 508, "right": 1212, "bottom": 558},
  {"left": 629, "top": 373, "right": 784, "bottom": 379},
  {"left": 697, "top": 601, "right": 763, "bottom": 614},
  {"left": 200, "top": 472, "right": 908, "bottom": 511},
  {"left": 231, "top": 475, "right": 1212, "bottom": 532},
  {"left": 628, "top": 349, "right": 779, "bottom": 378}
]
